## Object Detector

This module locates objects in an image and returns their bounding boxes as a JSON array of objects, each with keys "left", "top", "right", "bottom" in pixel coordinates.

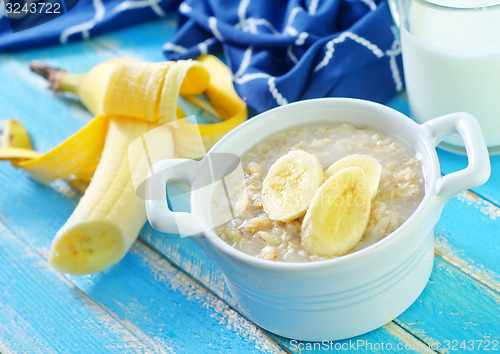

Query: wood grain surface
[{"left": 1, "top": 17, "right": 499, "bottom": 353}]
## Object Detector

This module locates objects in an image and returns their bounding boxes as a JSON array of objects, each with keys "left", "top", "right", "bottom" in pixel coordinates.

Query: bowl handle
[
  {"left": 145, "top": 158, "right": 202, "bottom": 236},
  {"left": 423, "top": 112, "right": 491, "bottom": 203}
]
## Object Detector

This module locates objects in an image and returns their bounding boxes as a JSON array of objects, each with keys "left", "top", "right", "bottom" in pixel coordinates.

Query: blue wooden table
[{"left": 0, "top": 17, "right": 499, "bottom": 353}]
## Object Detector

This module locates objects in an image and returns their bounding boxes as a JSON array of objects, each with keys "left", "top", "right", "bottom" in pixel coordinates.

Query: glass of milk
[{"left": 392, "top": 0, "right": 500, "bottom": 153}]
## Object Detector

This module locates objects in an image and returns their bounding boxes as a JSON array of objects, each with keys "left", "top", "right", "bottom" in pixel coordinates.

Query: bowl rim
[{"left": 192, "top": 97, "right": 440, "bottom": 271}]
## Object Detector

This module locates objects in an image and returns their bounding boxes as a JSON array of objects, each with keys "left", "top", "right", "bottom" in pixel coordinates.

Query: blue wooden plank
[
  {"left": 0, "top": 54, "right": 91, "bottom": 152},
  {"left": 270, "top": 323, "right": 437, "bottom": 354},
  {"left": 395, "top": 257, "right": 500, "bottom": 349},
  {"left": 141, "top": 224, "right": 234, "bottom": 304},
  {"left": 437, "top": 151, "right": 500, "bottom": 206},
  {"left": 141, "top": 185, "right": 434, "bottom": 353},
  {"left": 1, "top": 17, "right": 498, "bottom": 353},
  {"left": 73, "top": 241, "right": 284, "bottom": 354},
  {"left": 0, "top": 222, "right": 157, "bottom": 354},
  {"left": 1, "top": 29, "right": 285, "bottom": 352},
  {"left": 85, "top": 21, "right": 441, "bottom": 350},
  {"left": 435, "top": 191, "right": 500, "bottom": 290},
  {"left": 93, "top": 17, "right": 178, "bottom": 62},
  {"left": 0, "top": 168, "right": 283, "bottom": 353},
  {"left": 93, "top": 20, "right": 500, "bottom": 350}
]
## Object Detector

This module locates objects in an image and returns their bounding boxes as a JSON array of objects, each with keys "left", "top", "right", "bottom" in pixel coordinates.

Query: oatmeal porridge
[{"left": 214, "top": 122, "right": 425, "bottom": 262}]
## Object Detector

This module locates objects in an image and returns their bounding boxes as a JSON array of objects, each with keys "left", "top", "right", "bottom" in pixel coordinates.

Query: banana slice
[
  {"left": 262, "top": 150, "right": 324, "bottom": 222},
  {"left": 324, "top": 154, "right": 382, "bottom": 199},
  {"left": 301, "top": 166, "right": 372, "bottom": 257}
]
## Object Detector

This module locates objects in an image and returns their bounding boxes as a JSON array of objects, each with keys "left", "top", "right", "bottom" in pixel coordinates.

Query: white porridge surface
[{"left": 214, "top": 122, "right": 425, "bottom": 262}]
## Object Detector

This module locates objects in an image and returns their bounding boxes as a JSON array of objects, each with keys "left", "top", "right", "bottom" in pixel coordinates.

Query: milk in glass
[{"left": 400, "top": 0, "right": 500, "bottom": 149}]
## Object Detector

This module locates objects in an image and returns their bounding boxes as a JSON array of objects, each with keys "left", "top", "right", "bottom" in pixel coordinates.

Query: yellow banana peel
[
  {"left": 2, "top": 119, "right": 33, "bottom": 149},
  {"left": 0, "top": 147, "right": 41, "bottom": 161},
  {"left": 172, "top": 55, "right": 248, "bottom": 158},
  {"left": 0, "top": 55, "right": 247, "bottom": 275},
  {"left": 16, "top": 115, "right": 108, "bottom": 183},
  {"left": 3, "top": 55, "right": 246, "bottom": 180},
  {"left": 0, "top": 119, "right": 40, "bottom": 162}
]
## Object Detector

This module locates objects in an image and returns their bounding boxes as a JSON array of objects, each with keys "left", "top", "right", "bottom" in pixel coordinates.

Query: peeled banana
[
  {"left": 30, "top": 58, "right": 138, "bottom": 115},
  {"left": 0, "top": 56, "right": 247, "bottom": 275},
  {"left": 47, "top": 61, "right": 209, "bottom": 274},
  {"left": 262, "top": 150, "right": 324, "bottom": 222},
  {"left": 31, "top": 55, "right": 246, "bottom": 154},
  {"left": 103, "top": 61, "right": 172, "bottom": 121},
  {"left": 301, "top": 166, "right": 372, "bottom": 257},
  {"left": 49, "top": 117, "right": 156, "bottom": 275},
  {"left": 325, "top": 154, "right": 382, "bottom": 199}
]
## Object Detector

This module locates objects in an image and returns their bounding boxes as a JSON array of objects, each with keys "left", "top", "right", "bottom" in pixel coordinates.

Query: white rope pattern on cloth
[
  {"left": 197, "top": 38, "right": 210, "bottom": 55},
  {"left": 60, "top": 0, "right": 167, "bottom": 44},
  {"left": 163, "top": 41, "right": 188, "bottom": 53},
  {"left": 112, "top": 0, "right": 166, "bottom": 17},
  {"left": 60, "top": 0, "right": 105, "bottom": 44},
  {"left": 314, "top": 31, "right": 384, "bottom": 73},
  {"left": 237, "top": 0, "right": 250, "bottom": 27},
  {"left": 233, "top": 46, "right": 253, "bottom": 79},
  {"left": 211, "top": 0, "right": 403, "bottom": 107},
  {"left": 308, "top": 0, "right": 319, "bottom": 15},
  {"left": 295, "top": 32, "right": 308, "bottom": 46},
  {"left": 362, "top": 0, "right": 377, "bottom": 11},
  {"left": 234, "top": 72, "right": 270, "bottom": 85},
  {"left": 162, "top": 0, "right": 404, "bottom": 109},
  {"left": 179, "top": 2, "right": 191, "bottom": 13},
  {"left": 283, "top": 6, "right": 304, "bottom": 37},
  {"left": 268, "top": 77, "right": 288, "bottom": 106},
  {"left": 208, "top": 16, "right": 224, "bottom": 42}
]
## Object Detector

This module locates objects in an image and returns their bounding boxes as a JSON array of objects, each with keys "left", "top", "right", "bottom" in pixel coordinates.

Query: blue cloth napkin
[
  {"left": 1, "top": 0, "right": 403, "bottom": 114},
  {"left": 164, "top": 0, "right": 403, "bottom": 113},
  {"left": 0, "top": 0, "right": 181, "bottom": 51}
]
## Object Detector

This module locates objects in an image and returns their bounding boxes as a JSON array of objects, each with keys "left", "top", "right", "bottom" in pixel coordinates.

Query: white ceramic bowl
[{"left": 146, "top": 98, "right": 490, "bottom": 341}]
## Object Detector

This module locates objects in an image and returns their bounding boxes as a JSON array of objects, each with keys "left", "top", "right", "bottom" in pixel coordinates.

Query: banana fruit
[
  {"left": 47, "top": 61, "right": 208, "bottom": 275},
  {"left": 30, "top": 58, "right": 138, "bottom": 115},
  {"left": 0, "top": 55, "right": 247, "bottom": 275},
  {"left": 49, "top": 117, "right": 155, "bottom": 275},
  {"left": 262, "top": 150, "right": 324, "bottom": 222},
  {"left": 258, "top": 150, "right": 383, "bottom": 257},
  {"left": 324, "top": 154, "right": 382, "bottom": 199},
  {"left": 301, "top": 166, "right": 372, "bottom": 257},
  {"left": 30, "top": 55, "right": 246, "bottom": 154}
]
